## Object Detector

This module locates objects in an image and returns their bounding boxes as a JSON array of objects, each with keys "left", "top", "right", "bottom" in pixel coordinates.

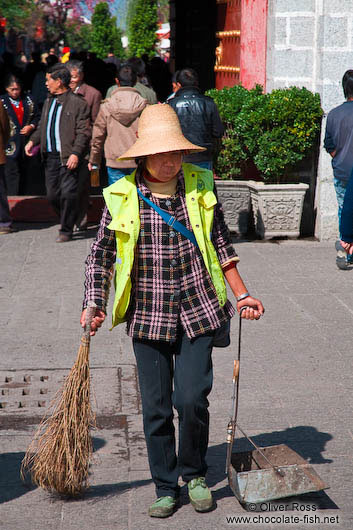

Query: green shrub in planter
[
  {"left": 206, "top": 85, "right": 323, "bottom": 183},
  {"left": 207, "top": 84, "right": 264, "bottom": 179}
]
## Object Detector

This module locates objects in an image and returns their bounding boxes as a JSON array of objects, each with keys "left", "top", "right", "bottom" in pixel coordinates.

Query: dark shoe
[
  {"left": 188, "top": 477, "right": 213, "bottom": 512},
  {"left": 56, "top": 234, "right": 72, "bottom": 243},
  {"left": 148, "top": 496, "right": 178, "bottom": 518},
  {"left": 0, "top": 226, "right": 18, "bottom": 235},
  {"left": 335, "top": 240, "right": 352, "bottom": 270}
]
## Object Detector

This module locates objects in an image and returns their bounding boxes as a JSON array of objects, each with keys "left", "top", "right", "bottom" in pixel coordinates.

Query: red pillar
[{"left": 240, "top": 0, "right": 268, "bottom": 90}]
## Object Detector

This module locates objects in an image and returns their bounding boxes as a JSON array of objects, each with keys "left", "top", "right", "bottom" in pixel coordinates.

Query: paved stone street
[{"left": 0, "top": 223, "right": 352, "bottom": 530}]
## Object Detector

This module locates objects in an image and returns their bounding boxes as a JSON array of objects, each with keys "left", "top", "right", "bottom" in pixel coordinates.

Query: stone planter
[
  {"left": 215, "top": 180, "right": 251, "bottom": 235},
  {"left": 248, "top": 181, "right": 309, "bottom": 239}
]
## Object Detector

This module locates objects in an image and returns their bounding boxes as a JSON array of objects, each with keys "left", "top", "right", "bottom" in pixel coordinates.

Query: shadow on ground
[
  {"left": 206, "top": 425, "right": 337, "bottom": 510},
  {"left": 0, "top": 451, "right": 35, "bottom": 504}
]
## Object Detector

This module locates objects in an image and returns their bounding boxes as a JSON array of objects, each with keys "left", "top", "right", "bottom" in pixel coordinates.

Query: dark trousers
[
  {"left": 75, "top": 159, "right": 90, "bottom": 229},
  {"left": 133, "top": 329, "right": 214, "bottom": 498},
  {"left": 44, "top": 153, "right": 79, "bottom": 236},
  {"left": 5, "top": 155, "right": 27, "bottom": 195},
  {"left": 0, "top": 165, "right": 12, "bottom": 226}
]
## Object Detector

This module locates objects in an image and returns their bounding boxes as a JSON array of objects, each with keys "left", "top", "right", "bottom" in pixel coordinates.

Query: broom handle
[{"left": 83, "top": 301, "right": 98, "bottom": 340}]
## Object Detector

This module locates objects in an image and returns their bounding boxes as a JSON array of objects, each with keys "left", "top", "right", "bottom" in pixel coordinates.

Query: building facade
[{"left": 172, "top": 0, "right": 353, "bottom": 240}]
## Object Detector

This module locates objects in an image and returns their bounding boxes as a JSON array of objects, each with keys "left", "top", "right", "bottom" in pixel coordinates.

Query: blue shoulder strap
[{"left": 137, "top": 188, "right": 198, "bottom": 246}]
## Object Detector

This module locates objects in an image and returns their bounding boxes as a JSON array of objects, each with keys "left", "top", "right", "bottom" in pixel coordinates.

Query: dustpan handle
[
  {"left": 83, "top": 301, "right": 98, "bottom": 340},
  {"left": 226, "top": 308, "right": 286, "bottom": 478},
  {"left": 226, "top": 307, "right": 247, "bottom": 473},
  {"left": 232, "top": 306, "right": 247, "bottom": 423}
]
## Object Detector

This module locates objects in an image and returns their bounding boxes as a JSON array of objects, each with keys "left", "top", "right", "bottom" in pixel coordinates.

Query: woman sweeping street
[{"left": 81, "top": 104, "right": 264, "bottom": 518}]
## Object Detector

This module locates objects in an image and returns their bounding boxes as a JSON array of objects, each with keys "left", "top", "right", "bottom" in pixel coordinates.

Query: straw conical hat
[{"left": 118, "top": 104, "right": 206, "bottom": 160}]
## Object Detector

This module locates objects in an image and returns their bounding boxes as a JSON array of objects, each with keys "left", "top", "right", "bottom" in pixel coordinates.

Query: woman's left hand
[
  {"left": 237, "top": 297, "right": 264, "bottom": 320},
  {"left": 20, "top": 125, "right": 33, "bottom": 136}
]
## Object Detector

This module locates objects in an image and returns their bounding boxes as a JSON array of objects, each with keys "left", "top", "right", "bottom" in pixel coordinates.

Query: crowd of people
[{"left": 0, "top": 48, "right": 225, "bottom": 240}]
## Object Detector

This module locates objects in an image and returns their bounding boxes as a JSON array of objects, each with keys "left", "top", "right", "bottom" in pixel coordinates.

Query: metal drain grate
[
  {"left": 0, "top": 372, "right": 53, "bottom": 413},
  {"left": 0, "top": 366, "right": 140, "bottom": 417}
]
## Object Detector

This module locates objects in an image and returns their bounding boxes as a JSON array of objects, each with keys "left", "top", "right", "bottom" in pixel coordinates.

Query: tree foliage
[
  {"left": 0, "top": 0, "right": 115, "bottom": 48},
  {"left": 63, "top": 18, "right": 92, "bottom": 51},
  {"left": 127, "top": 0, "right": 158, "bottom": 58},
  {"left": 0, "top": 0, "right": 36, "bottom": 34},
  {"left": 90, "top": 2, "right": 124, "bottom": 59}
]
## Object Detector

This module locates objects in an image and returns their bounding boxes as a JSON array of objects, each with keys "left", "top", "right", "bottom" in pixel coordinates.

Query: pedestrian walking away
[
  {"left": 168, "top": 68, "right": 224, "bottom": 170},
  {"left": 89, "top": 64, "right": 147, "bottom": 186},
  {"left": 25, "top": 63, "right": 91, "bottom": 242},
  {"left": 81, "top": 104, "right": 264, "bottom": 519},
  {"left": 324, "top": 69, "right": 353, "bottom": 269},
  {"left": 106, "top": 58, "right": 158, "bottom": 104}
]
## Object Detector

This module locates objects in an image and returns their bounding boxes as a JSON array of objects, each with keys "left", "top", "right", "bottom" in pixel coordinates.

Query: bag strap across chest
[{"left": 136, "top": 188, "right": 198, "bottom": 246}]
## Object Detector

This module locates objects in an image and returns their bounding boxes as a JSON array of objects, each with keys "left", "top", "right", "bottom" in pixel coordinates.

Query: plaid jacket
[{"left": 84, "top": 169, "right": 238, "bottom": 342}]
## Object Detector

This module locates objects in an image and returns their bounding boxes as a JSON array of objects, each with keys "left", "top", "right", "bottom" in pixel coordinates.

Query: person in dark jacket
[
  {"left": 0, "top": 74, "right": 40, "bottom": 195},
  {"left": 324, "top": 69, "right": 353, "bottom": 269},
  {"left": 25, "top": 64, "right": 91, "bottom": 242},
  {"left": 168, "top": 68, "right": 224, "bottom": 170}
]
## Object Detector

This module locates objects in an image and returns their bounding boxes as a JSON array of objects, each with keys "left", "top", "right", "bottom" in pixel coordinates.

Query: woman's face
[
  {"left": 6, "top": 83, "right": 21, "bottom": 99},
  {"left": 146, "top": 151, "right": 183, "bottom": 182}
]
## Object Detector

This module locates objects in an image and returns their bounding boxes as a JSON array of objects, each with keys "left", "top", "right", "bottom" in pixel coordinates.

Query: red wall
[
  {"left": 240, "top": 0, "right": 268, "bottom": 90},
  {"left": 215, "top": 1, "right": 241, "bottom": 90}
]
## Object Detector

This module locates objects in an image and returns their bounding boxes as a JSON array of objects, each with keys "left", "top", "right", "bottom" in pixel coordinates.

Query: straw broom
[{"left": 21, "top": 301, "right": 97, "bottom": 497}]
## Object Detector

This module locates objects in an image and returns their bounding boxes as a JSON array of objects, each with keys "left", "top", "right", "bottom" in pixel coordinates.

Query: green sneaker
[
  {"left": 188, "top": 477, "right": 213, "bottom": 512},
  {"left": 148, "top": 496, "right": 177, "bottom": 518}
]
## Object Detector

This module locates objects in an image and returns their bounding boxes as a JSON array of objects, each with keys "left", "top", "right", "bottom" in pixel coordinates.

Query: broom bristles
[{"left": 21, "top": 337, "right": 96, "bottom": 496}]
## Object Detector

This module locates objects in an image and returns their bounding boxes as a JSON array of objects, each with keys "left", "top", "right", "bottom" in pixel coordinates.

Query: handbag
[
  {"left": 137, "top": 187, "right": 231, "bottom": 347},
  {"left": 29, "top": 144, "right": 40, "bottom": 157}
]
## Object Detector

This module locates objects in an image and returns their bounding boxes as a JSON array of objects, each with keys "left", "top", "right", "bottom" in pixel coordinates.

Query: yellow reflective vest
[{"left": 103, "top": 163, "right": 228, "bottom": 328}]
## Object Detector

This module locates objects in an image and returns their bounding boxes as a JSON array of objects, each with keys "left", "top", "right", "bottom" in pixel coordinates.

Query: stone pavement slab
[{"left": 0, "top": 224, "right": 352, "bottom": 529}]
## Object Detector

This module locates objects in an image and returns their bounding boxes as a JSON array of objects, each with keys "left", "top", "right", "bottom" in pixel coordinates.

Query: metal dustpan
[{"left": 226, "top": 310, "right": 328, "bottom": 505}]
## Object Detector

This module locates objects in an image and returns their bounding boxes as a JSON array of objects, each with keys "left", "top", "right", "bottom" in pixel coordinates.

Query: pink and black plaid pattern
[{"left": 83, "top": 169, "right": 237, "bottom": 342}]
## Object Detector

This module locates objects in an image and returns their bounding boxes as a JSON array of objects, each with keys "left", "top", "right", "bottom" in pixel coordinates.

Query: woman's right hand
[{"left": 80, "top": 308, "right": 106, "bottom": 336}]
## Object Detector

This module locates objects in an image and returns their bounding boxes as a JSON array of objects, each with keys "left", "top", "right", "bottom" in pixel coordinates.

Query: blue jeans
[
  {"left": 333, "top": 177, "right": 348, "bottom": 236},
  {"left": 334, "top": 177, "right": 353, "bottom": 262},
  {"left": 107, "top": 167, "right": 134, "bottom": 186}
]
